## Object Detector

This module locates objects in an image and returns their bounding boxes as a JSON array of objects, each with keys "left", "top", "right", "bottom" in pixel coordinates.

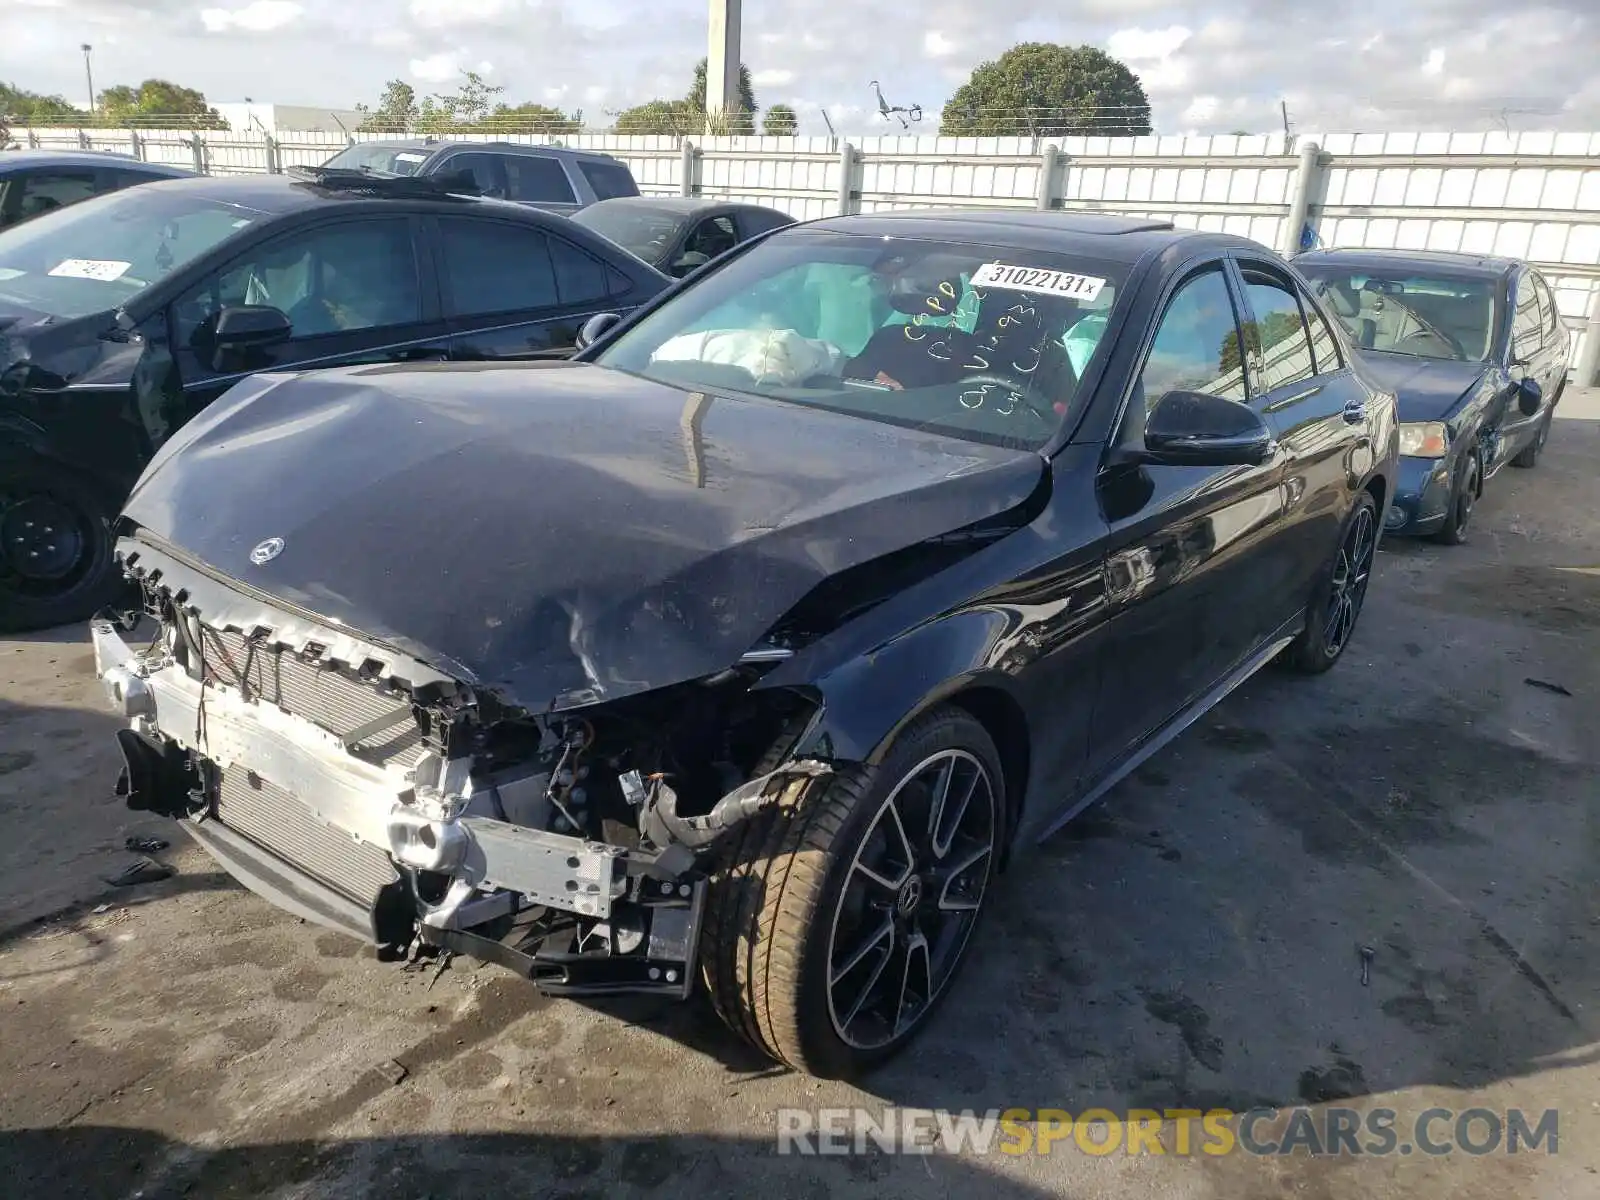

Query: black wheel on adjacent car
[
  {"left": 700, "top": 705, "right": 1003, "bottom": 1079},
  {"left": 0, "top": 461, "right": 121, "bottom": 633},
  {"left": 1281, "top": 490, "right": 1378, "bottom": 675},
  {"left": 1511, "top": 409, "right": 1552, "bottom": 468},
  {"left": 1431, "top": 446, "right": 1479, "bottom": 546}
]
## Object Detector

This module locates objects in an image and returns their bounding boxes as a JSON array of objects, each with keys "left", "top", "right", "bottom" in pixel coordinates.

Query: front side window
[
  {"left": 0, "top": 186, "right": 262, "bottom": 319},
  {"left": 438, "top": 153, "right": 504, "bottom": 198},
  {"left": 174, "top": 217, "right": 421, "bottom": 344},
  {"left": 1296, "top": 263, "right": 1498, "bottom": 362},
  {"left": 1510, "top": 275, "right": 1543, "bottom": 360},
  {"left": 592, "top": 229, "right": 1128, "bottom": 449},
  {"left": 1531, "top": 273, "right": 1562, "bottom": 343},
  {"left": 505, "top": 156, "right": 577, "bottom": 204},
  {"left": 18, "top": 171, "right": 100, "bottom": 221},
  {"left": 438, "top": 217, "right": 559, "bottom": 316},
  {"left": 1240, "top": 270, "right": 1316, "bottom": 393}
]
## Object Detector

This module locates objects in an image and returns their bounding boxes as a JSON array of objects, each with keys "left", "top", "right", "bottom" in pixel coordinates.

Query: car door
[
  {"left": 434, "top": 214, "right": 624, "bottom": 360},
  {"left": 0, "top": 167, "right": 101, "bottom": 228},
  {"left": 1084, "top": 258, "right": 1290, "bottom": 783},
  {"left": 1498, "top": 270, "right": 1549, "bottom": 466},
  {"left": 1530, "top": 271, "right": 1567, "bottom": 400},
  {"left": 501, "top": 154, "right": 582, "bottom": 215},
  {"left": 1231, "top": 254, "right": 1365, "bottom": 613},
  {"left": 164, "top": 213, "right": 447, "bottom": 438}
]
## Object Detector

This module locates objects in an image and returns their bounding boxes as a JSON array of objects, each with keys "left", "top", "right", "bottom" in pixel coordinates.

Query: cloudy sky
[{"left": 8, "top": 0, "right": 1600, "bottom": 135}]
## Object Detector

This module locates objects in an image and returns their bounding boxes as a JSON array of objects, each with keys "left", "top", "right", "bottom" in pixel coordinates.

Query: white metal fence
[{"left": 14, "top": 125, "right": 1600, "bottom": 379}]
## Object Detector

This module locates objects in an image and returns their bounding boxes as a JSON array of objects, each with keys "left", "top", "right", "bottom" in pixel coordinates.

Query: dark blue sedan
[
  {"left": 0, "top": 149, "right": 191, "bottom": 230},
  {"left": 1293, "top": 248, "right": 1570, "bottom": 544}
]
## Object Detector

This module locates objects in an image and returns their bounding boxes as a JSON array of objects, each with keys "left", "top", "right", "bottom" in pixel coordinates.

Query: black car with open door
[
  {"left": 91, "top": 211, "right": 1395, "bottom": 1080},
  {"left": 0, "top": 165, "right": 668, "bottom": 631}
]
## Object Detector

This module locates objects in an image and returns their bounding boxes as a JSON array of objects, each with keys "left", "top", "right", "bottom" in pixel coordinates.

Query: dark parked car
[
  {"left": 0, "top": 149, "right": 191, "bottom": 230},
  {"left": 320, "top": 139, "right": 638, "bottom": 214},
  {"left": 570, "top": 197, "right": 795, "bottom": 276},
  {"left": 92, "top": 212, "right": 1395, "bottom": 1080},
  {"left": 1293, "top": 248, "right": 1569, "bottom": 543},
  {"left": 0, "top": 165, "right": 669, "bottom": 631}
]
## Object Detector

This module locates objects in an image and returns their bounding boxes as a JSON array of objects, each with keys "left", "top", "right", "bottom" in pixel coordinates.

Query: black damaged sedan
[{"left": 93, "top": 212, "right": 1396, "bottom": 1079}]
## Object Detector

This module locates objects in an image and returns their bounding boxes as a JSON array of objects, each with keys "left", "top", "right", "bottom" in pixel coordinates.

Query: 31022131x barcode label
[{"left": 970, "top": 262, "right": 1106, "bottom": 302}]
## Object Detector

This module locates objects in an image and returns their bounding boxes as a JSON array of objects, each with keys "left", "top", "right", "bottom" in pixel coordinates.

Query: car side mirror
[
  {"left": 1142, "top": 389, "right": 1276, "bottom": 467},
  {"left": 670, "top": 251, "right": 711, "bottom": 277},
  {"left": 1516, "top": 376, "right": 1542, "bottom": 417},
  {"left": 575, "top": 312, "right": 623, "bottom": 350},
  {"left": 209, "top": 304, "right": 291, "bottom": 369}
]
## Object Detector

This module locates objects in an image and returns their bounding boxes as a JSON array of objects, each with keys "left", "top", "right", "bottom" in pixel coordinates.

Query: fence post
[
  {"left": 1574, "top": 285, "right": 1600, "bottom": 388},
  {"left": 78, "top": 128, "right": 91, "bottom": 150},
  {"left": 1282, "top": 139, "right": 1323, "bottom": 256},
  {"left": 189, "top": 134, "right": 207, "bottom": 175},
  {"left": 680, "top": 139, "right": 700, "bottom": 197},
  {"left": 130, "top": 130, "right": 144, "bottom": 161},
  {"left": 836, "top": 141, "right": 858, "bottom": 215},
  {"left": 264, "top": 133, "right": 280, "bottom": 175},
  {"left": 1037, "top": 143, "right": 1060, "bottom": 211},
  {"left": 27, "top": 130, "right": 40, "bottom": 149}
]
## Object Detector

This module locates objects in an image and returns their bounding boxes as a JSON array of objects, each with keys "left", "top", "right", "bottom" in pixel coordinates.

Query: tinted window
[
  {"left": 740, "top": 208, "right": 793, "bottom": 236},
  {"left": 505, "top": 155, "right": 577, "bottom": 204},
  {"left": 1302, "top": 291, "right": 1343, "bottom": 373},
  {"left": 684, "top": 215, "right": 740, "bottom": 261},
  {"left": 1531, "top": 273, "right": 1561, "bottom": 339},
  {"left": 1137, "top": 267, "right": 1246, "bottom": 412},
  {"left": 174, "top": 218, "right": 420, "bottom": 344},
  {"left": 594, "top": 228, "right": 1129, "bottom": 450},
  {"left": 1241, "top": 272, "right": 1316, "bottom": 393},
  {"left": 1297, "top": 263, "right": 1497, "bottom": 361},
  {"left": 18, "top": 171, "right": 99, "bottom": 220},
  {"left": 1511, "top": 276, "right": 1542, "bottom": 358},
  {"left": 578, "top": 160, "right": 639, "bottom": 201},
  {"left": 439, "top": 217, "right": 558, "bottom": 316},
  {"left": 549, "top": 236, "right": 612, "bottom": 304},
  {"left": 438, "top": 153, "right": 503, "bottom": 198}
]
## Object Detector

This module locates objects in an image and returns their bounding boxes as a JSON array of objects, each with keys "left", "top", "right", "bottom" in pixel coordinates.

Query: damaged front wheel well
[{"left": 943, "top": 686, "right": 1029, "bottom": 869}]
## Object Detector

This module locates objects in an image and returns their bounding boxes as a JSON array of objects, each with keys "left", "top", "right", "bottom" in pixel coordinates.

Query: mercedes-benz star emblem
[{"left": 249, "top": 537, "right": 285, "bottom": 565}]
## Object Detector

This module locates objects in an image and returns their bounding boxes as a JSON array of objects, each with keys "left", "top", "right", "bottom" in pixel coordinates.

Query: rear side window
[
  {"left": 505, "top": 155, "right": 577, "bottom": 204},
  {"left": 1240, "top": 270, "right": 1316, "bottom": 393},
  {"left": 438, "top": 217, "right": 558, "bottom": 316},
  {"left": 578, "top": 160, "right": 639, "bottom": 201},
  {"left": 548, "top": 237, "right": 613, "bottom": 304}
]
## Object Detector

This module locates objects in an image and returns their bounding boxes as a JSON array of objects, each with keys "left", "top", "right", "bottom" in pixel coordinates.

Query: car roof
[
  {"left": 351, "top": 138, "right": 624, "bottom": 164},
  {"left": 798, "top": 209, "right": 1252, "bottom": 264},
  {"left": 0, "top": 148, "right": 191, "bottom": 175},
  {"left": 582, "top": 196, "right": 786, "bottom": 216},
  {"left": 102, "top": 171, "right": 577, "bottom": 218},
  {"left": 1293, "top": 246, "right": 1520, "bottom": 279}
]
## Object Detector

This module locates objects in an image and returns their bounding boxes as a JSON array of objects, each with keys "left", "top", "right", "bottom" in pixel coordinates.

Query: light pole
[
  {"left": 706, "top": 0, "right": 741, "bottom": 132},
  {"left": 81, "top": 43, "right": 96, "bottom": 117}
]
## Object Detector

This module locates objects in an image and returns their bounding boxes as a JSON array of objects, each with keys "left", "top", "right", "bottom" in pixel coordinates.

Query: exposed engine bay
[{"left": 94, "top": 561, "right": 835, "bottom": 1001}]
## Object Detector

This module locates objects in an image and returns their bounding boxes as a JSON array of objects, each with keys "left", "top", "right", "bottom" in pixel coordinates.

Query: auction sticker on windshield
[
  {"left": 971, "top": 262, "right": 1106, "bottom": 302},
  {"left": 47, "top": 259, "right": 132, "bottom": 282}
]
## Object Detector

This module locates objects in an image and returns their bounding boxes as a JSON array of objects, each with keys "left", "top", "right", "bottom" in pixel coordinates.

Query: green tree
[
  {"left": 100, "top": 79, "right": 226, "bottom": 128},
  {"left": 0, "top": 82, "right": 87, "bottom": 126},
  {"left": 688, "top": 57, "right": 757, "bottom": 132},
  {"left": 763, "top": 103, "right": 798, "bottom": 135},
  {"left": 356, "top": 79, "right": 419, "bottom": 132},
  {"left": 490, "top": 102, "right": 581, "bottom": 133},
  {"left": 416, "top": 70, "right": 506, "bottom": 132},
  {"left": 939, "top": 43, "right": 1151, "bottom": 137},
  {"left": 613, "top": 98, "right": 699, "bottom": 135}
]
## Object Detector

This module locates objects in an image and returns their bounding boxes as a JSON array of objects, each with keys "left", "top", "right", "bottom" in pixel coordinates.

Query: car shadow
[{"left": 0, "top": 1126, "right": 1063, "bottom": 1199}]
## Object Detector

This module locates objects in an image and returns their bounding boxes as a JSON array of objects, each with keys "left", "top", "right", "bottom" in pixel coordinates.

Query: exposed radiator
[
  {"left": 216, "top": 767, "right": 398, "bottom": 903},
  {"left": 199, "top": 626, "right": 426, "bottom": 770}
]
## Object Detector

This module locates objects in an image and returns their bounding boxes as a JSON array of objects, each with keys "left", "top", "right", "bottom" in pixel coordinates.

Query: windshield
[
  {"left": 322, "top": 144, "right": 431, "bottom": 177},
  {"left": 571, "top": 203, "right": 685, "bottom": 263},
  {"left": 1295, "top": 264, "right": 1498, "bottom": 362},
  {"left": 0, "top": 185, "right": 262, "bottom": 320},
  {"left": 591, "top": 229, "right": 1127, "bottom": 450}
]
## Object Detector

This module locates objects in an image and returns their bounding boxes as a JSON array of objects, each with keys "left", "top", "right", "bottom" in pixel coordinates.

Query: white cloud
[
  {"left": 1107, "top": 25, "right": 1192, "bottom": 61},
  {"left": 753, "top": 69, "right": 795, "bottom": 86},
  {"left": 924, "top": 31, "right": 957, "bottom": 58},
  {"left": 199, "top": 1, "right": 304, "bottom": 33},
  {"left": 1423, "top": 47, "right": 1446, "bottom": 75},
  {"left": 408, "top": 0, "right": 515, "bottom": 28},
  {"left": 408, "top": 53, "right": 461, "bottom": 84}
]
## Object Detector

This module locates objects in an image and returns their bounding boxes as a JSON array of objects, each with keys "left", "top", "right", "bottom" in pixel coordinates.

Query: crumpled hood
[
  {"left": 121, "top": 360, "right": 1046, "bottom": 711},
  {"left": 1354, "top": 352, "right": 1488, "bottom": 423}
]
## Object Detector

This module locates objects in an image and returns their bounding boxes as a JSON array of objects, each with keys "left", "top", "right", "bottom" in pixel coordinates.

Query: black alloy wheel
[{"left": 1281, "top": 490, "right": 1379, "bottom": 675}]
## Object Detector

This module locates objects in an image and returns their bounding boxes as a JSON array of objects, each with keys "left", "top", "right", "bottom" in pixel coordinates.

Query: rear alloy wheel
[
  {"left": 0, "top": 463, "right": 120, "bottom": 633},
  {"left": 700, "top": 706, "right": 1003, "bottom": 1079},
  {"left": 1431, "top": 448, "right": 1479, "bottom": 545},
  {"left": 1282, "top": 491, "right": 1378, "bottom": 675},
  {"left": 1511, "top": 409, "right": 1552, "bottom": 468}
]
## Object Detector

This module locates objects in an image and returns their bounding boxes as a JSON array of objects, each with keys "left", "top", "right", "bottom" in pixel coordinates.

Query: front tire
[
  {"left": 1511, "top": 409, "right": 1552, "bottom": 468},
  {"left": 700, "top": 706, "right": 1003, "bottom": 1079},
  {"left": 1281, "top": 490, "right": 1378, "bottom": 675},
  {"left": 0, "top": 461, "right": 121, "bottom": 634},
  {"left": 1431, "top": 446, "right": 1480, "bottom": 545}
]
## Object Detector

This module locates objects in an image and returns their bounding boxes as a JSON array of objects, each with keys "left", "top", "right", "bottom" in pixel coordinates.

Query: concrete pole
[
  {"left": 706, "top": 0, "right": 742, "bottom": 130},
  {"left": 1282, "top": 139, "right": 1322, "bottom": 257},
  {"left": 1574, "top": 285, "right": 1600, "bottom": 388}
]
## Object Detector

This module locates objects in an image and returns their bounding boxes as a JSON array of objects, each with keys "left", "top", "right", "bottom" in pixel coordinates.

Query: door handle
[{"left": 1341, "top": 399, "right": 1366, "bottom": 424}]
